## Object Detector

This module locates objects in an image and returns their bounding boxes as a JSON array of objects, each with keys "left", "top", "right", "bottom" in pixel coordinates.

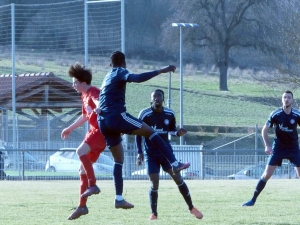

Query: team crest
[
  {"left": 164, "top": 119, "right": 169, "bottom": 125},
  {"left": 290, "top": 119, "right": 295, "bottom": 124}
]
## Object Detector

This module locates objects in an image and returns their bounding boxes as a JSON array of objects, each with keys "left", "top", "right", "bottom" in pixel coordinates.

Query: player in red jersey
[{"left": 61, "top": 62, "right": 106, "bottom": 220}]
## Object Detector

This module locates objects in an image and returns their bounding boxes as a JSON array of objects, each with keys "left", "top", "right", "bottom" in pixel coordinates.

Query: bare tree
[
  {"left": 125, "top": 0, "right": 170, "bottom": 59},
  {"left": 161, "top": 0, "right": 267, "bottom": 91},
  {"left": 252, "top": 0, "right": 300, "bottom": 87}
]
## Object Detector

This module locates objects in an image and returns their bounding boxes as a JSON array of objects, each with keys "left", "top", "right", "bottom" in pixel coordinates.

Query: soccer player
[
  {"left": 96, "top": 51, "right": 190, "bottom": 209},
  {"left": 242, "top": 90, "right": 300, "bottom": 206},
  {"left": 135, "top": 89, "right": 203, "bottom": 220},
  {"left": 61, "top": 62, "right": 106, "bottom": 220}
]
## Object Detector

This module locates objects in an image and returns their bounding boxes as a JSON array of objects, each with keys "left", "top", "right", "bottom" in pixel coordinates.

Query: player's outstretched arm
[
  {"left": 157, "top": 65, "right": 176, "bottom": 74},
  {"left": 127, "top": 65, "right": 176, "bottom": 83},
  {"left": 61, "top": 115, "right": 88, "bottom": 139}
]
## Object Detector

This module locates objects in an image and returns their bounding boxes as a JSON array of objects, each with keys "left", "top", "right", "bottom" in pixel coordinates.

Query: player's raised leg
[{"left": 132, "top": 122, "right": 190, "bottom": 174}]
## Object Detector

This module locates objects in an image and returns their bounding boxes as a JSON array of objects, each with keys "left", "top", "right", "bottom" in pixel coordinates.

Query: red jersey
[{"left": 81, "top": 86, "right": 100, "bottom": 130}]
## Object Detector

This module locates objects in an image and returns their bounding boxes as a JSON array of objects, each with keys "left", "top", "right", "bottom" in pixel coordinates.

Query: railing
[{"left": 0, "top": 146, "right": 297, "bottom": 181}]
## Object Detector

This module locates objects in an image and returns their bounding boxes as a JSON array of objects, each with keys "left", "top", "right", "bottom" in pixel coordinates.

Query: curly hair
[{"left": 68, "top": 62, "right": 92, "bottom": 85}]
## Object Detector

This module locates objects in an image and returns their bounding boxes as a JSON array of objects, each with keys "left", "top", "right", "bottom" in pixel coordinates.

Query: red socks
[
  {"left": 79, "top": 155, "right": 96, "bottom": 186},
  {"left": 79, "top": 174, "right": 88, "bottom": 207}
]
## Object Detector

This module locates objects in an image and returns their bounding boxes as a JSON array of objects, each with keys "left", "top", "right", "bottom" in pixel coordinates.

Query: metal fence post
[
  {"left": 200, "top": 144, "right": 205, "bottom": 179},
  {"left": 255, "top": 124, "right": 258, "bottom": 165}
]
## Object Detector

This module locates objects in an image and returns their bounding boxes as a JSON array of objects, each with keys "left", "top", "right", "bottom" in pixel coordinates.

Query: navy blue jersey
[
  {"left": 138, "top": 107, "right": 177, "bottom": 155},
  {"left": 266, "top": 107, "right": 300, "bottom": 151},
  {"left": 98, "top": 67, "right": 158, "bottom": 119},
  {"left": 98, "top": 67, "right": 130, "bottom": 118}
]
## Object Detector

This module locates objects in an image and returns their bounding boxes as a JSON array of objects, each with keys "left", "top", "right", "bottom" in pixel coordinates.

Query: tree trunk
[{"left": 219, "top": 61, "right": 229, "bottom": 91}]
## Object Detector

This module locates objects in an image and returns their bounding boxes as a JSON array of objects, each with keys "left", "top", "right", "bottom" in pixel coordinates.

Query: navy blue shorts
[
  {"left": 145, "top": 153, "right": 173, "bottom": 174},
  {"left": 98, "top": 112, "right": 143, "bottom": 148},
  {"left": 267, "top": 150, "right": 300, "bottom": 167}
]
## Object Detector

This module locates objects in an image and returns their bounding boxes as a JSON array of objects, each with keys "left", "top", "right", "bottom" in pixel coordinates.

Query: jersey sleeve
[
  {"left": 82, "top": 104, "right": 86, "bottom": 115},
  {"left": 137, "top": 110, "right": 143, "bottom": 120},
  {"left": 89, "top": 87, "right": 100, "bottom": 102},
  {"left": 169, "top": 113, "right": 178, "bottom": 136},
  {"left": 294, "top": 110, "right": 300, "bottom": 126},
  {"left": 127, "top": 71, "right": 159, "bottom": 83},
  {"left": 86, "top": 87, "right": 100, "bottom": 113},
  {"left": 120, "top": 68, "right": 131, "bottom": 81},
  {"left": 266, "top": 111, "right": 275, "bottom": 128},
  {"left": 81, "top": 94, "right": 86, "bottom": 115}
]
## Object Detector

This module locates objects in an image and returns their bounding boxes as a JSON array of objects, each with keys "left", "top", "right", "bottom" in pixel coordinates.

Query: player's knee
[
  {"left": 261, "top": 173, "right": 271, "bottom": 181},
  {"left": 173, "top": 175, "right": 183, "bottom": 185},
  {"left": 151, "top": 182, "right": 159, "bottom": 190},
  {"left": 149, "top": 178, "right": 159, "bottom": 189},
  {"left": 78, "top": 167, "right": 85, "bottom": 174}
]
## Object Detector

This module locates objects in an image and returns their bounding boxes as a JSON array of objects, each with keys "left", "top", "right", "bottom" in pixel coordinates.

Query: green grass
[
  {"left": 1, "top": 56, "right": 298, "bottom": 127},
  {"left": 124, "top": 74, "right": 278, "bottom": 126},
  {"left": 4, "top": 170, "right": 113, "bottom": 178},
  {"left": 1, "top": 179, "right": 300, "bottom": 225}
]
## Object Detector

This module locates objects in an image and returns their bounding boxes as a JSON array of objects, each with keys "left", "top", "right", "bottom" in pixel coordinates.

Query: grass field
[
  {"left": 3, "top": 57, "right": 298, "bottom": 127},
  {"left": 1, "top": 179, "right": 300, "bottom": 225}
]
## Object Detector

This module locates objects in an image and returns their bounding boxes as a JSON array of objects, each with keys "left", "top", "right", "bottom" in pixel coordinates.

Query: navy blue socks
[
  {"left": 149, "top": 187, "right": 158, "bottom": 216},
  {"left": 252, "top": 178, "right": 267, "bottom": 202},
  {"left": 178, "top": 181, "right": 193, "bottom": 210},
  {"left": 113, "top": 162, "right": 123, "bottom": 196}
]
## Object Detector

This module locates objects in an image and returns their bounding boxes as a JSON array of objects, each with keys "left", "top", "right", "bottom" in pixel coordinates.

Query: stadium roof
[{"left": 0, "top": 72, "right": 81, "bottom": 113}]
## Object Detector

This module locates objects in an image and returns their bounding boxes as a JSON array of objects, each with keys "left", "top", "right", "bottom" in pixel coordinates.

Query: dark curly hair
[{"left": 68, "top": 62, "right": 92, "bottom": 85}]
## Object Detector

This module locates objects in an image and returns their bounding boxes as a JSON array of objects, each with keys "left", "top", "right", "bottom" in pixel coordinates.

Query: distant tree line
[{"left": 1, "top": 0, "right": 300, "bottom": 90}]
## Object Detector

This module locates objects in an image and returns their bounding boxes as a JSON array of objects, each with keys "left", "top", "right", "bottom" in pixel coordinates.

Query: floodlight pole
[
  {"left": 121, "top": 0, "right": 125, "bottom": 53},
  {"left": 11, "top": 3, "right": 17, "bottom": 149},
  {"left": 167, "top": 72, "right": 171, "bottom": 109},
  {"left": 172, "top": 23, "right": 199, "bottom": 145},
  {"left": 84, "top": 0, "right": 88, "bottom": 68}
]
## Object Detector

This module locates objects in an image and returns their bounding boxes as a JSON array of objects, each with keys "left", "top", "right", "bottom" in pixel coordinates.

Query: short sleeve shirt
[
  {"left": 266, "top": 107, "right": 300, "bottom": 151},
  {"left": 98, "top": 67, "right": 130, "bottom": 118},
  {"left": 82, "top": 86, "right": 100, "bottom": 130},
  {"left": 138, "top": 107, "right": 177, "bottom": 155}
]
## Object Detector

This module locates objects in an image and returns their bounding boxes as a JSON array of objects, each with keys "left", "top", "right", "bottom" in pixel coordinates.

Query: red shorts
[{"left": 84, "top": 128, "right": 106, "bottom": 162}]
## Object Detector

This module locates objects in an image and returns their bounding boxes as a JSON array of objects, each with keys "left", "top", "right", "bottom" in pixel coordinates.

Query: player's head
[
  {"left": 151, "top": 89, "right": 164, "bottom": 109},
  {"left": 282, "top": 90, "right": 293, "bottom": 108},
  {"left": 68, "top": 62, "right": 92, "bottom": 84},
  {"left": 68, "top": 62, "right": 92, "bottom": 92},
  {"left": 110, "top": 51, "right": 126, "bottom": 68}
]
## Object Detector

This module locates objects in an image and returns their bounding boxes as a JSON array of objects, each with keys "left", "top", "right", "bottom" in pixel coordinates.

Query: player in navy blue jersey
[
  {"left": 242, "top": 90, "right": 300, "bottom": 206},
  {"left": 135, "top": 89, "right": 203, "bottom": 220},
  {"left": 95, "top": 51, "right": 190, "bottom": 209}
]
